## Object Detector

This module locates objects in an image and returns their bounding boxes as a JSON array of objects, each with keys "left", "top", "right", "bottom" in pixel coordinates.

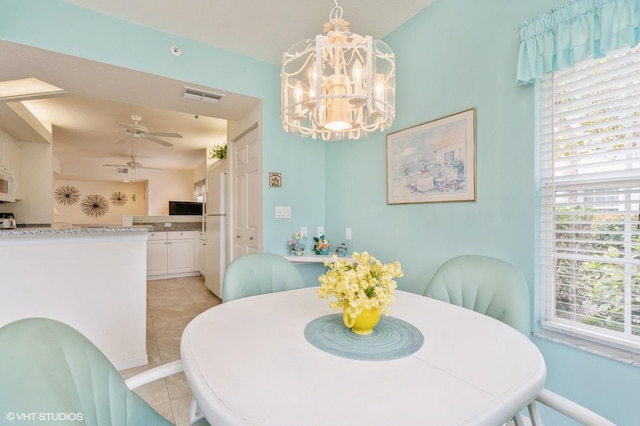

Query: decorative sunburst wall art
[
  {"left": 110, "top": 191, "right": 128, "bottom": 206},
  {"left": 81, "top": 194, "right": 109, "bottom": 217},
  {"left": 54, "top": 185, "right": 81, "bottom": 206}
]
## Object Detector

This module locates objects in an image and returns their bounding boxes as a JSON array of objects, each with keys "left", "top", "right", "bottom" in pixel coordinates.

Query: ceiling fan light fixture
[
  {"left": 281, "top": 0, "right": 396, "bottom": 141},
  {"left": 183, "top": 86, "right": 224, "bottom": 103}
]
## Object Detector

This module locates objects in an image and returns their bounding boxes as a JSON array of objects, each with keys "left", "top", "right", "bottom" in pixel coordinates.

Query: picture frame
[
  {"left": 269, "top": 171, "right": 283, "bottom": 188},
  {"left": 386, "top": 108, "right": 476, "bottom": 204}
]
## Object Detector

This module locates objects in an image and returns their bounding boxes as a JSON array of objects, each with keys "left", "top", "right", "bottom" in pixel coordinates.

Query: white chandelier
[{"left": 281, "top": 0, "right": 396, "bottom": 141}]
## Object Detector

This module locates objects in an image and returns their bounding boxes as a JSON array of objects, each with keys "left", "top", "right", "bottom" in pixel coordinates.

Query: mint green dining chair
[
  {"left": 424, "top": 255, "right": 615, "bottom": 426},
  {"left": 222, "top": 253, "right": 306, "bottom": 302},
  {"left": 0, "top": 317, "right": 208, "bottom": 426},
  {"left": 423, "top": 254, "right": 530, "bottom": 335}
]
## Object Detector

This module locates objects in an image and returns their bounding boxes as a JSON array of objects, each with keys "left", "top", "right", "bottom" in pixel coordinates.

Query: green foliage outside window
[{"left": 553, "top": 206, "right": 640, "bottom": 334}]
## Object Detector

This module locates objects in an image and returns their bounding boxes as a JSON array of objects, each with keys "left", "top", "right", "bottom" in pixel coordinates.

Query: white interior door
[{"left": 231, "top": 126, "right": 261, "bottom": 259}]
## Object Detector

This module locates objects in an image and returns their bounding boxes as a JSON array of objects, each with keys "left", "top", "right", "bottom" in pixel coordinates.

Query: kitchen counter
[
  {"left": 0, "top": 225, "right": 151, "bottom": 237},
  {"left": 0, "top": 225, "right": 150, "bottom": 370}
]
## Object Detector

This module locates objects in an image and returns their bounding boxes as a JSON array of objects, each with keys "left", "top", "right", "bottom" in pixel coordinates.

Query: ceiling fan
[
  {"left": 112, "top": 114, "right": 182, "bottom": 147},
  {"left": 103, "top": 138, "right": 163, "bottom": 171},
  {"left": 103, "top": 155, "right": 162, "bottom": 171}
]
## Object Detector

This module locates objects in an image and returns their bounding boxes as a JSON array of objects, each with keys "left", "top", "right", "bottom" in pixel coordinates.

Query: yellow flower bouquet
[{"left": 317, "top": 252, "right": 403, "bottom": 319}]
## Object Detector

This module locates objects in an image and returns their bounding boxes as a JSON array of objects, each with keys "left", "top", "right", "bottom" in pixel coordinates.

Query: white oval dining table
[{"left": 181, "top": 287, "right": 546, "bottom": 426}]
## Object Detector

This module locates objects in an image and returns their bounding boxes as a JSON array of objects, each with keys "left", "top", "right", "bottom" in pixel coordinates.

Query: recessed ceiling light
[{"left": 0, "top": 78, "right": 66, "bottom": 100}]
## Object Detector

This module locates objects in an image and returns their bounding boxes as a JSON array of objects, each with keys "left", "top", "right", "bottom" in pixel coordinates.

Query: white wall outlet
[
  {"left": 300, "top": 227, "right": 307, "bottom": 237},
  {"left": 275, "top": 206, "right": 291, "bottom": 218},
  {"left": 346, "top": 227, "right": 352, "bottom": 241},
  {"left": 164, "top": 222, "right": 172, "bottom": 227},
  {"left": 317, "top": 226, "right": 324, "bottom": 236}
]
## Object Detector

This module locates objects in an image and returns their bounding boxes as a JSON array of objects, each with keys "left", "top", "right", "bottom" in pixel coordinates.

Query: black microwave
[{"left": 168, "top": 201, "right": 203, "bottom": 215}]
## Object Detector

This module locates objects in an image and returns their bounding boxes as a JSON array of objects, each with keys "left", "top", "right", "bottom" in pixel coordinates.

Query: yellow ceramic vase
[{"left": 343, "top": 307, "right": 381, "bottom": 335}]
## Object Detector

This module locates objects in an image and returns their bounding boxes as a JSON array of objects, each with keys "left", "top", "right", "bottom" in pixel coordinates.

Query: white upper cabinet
[{"left": 0, "top": 138, "right": 20, "bottom": 174}]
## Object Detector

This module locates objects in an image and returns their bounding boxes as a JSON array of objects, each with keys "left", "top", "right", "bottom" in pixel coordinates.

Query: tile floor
[{"left": 120, "top": 275, "right": 220, "bottom": 426}]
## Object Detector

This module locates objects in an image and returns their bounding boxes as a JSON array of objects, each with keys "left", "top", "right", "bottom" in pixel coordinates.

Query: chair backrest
[
  {"left": 222, "top": 253, "right": 306, "bottom": 302},
  {"left": 423, "top": 255, "right": 530, "bottom": 335},
  {"left": 0, "top": 318, "right": 171, "bottom": 426}
]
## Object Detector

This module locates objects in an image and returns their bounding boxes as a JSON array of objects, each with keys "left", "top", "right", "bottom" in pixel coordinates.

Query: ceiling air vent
[
  {"left": 117, "top": 167, "right": 129, "bottom": 174},
  {"left": 183, "top": 86, "right": 224, "bottom": 104}
]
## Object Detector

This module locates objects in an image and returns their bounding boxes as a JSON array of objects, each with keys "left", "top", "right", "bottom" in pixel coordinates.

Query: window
[{"left": 538, "top": 45, "right": 640, "bottom": 353}]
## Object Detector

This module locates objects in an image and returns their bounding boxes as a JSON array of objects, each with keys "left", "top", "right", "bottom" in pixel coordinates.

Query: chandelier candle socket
[
  {"left": 318, "top": 252, "right": 403, "bottom": 333},
  {"left": 281, "top": 0, "right": 396, "bottom": 141}
]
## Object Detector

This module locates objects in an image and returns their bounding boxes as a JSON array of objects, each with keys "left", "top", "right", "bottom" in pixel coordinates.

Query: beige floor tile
[
  {"left": 166, "top": 372, "right": 192, "bottom": 400},
  {"left": 146, "top": 336, "right": 163, "bottom": 366},
  {"left": 121, "top": 275, "right": 219, "bottom": 424},
  {"left": 151, "top": 400, "right": 176, "bottom": 424},
  {"left": 133, "top": 378, "right": 171, "bottom": 408},
  {"left": 171, "top": 396, "right": 196, "bottom": 426}
]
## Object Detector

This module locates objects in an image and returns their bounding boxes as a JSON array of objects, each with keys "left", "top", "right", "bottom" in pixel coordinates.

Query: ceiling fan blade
[
  {"left": 103, "top": 163, "right": 163, "bottom": 171},
  {"left": 112, "top": 134, "right": 130, "bottom": 144},
  {"left": 143, "top": 135, "right": 174, "bottom": 147},
  {"left": 146, "top": 131, "right": 183, "bottom": 139}
]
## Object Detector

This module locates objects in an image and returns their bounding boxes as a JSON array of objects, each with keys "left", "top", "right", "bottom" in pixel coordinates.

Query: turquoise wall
[{"left": 3, "top": 0, "right": 638, "bottom": 424}]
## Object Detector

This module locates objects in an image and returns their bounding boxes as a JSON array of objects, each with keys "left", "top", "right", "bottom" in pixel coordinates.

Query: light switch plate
[{"left": 275, "top": 206, "right": 291, "bottom": 218}]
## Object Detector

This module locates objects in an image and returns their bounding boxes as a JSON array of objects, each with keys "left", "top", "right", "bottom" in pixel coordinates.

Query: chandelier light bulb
[{"left": 352, "top": 59, "right": 363, "bottom": 96}]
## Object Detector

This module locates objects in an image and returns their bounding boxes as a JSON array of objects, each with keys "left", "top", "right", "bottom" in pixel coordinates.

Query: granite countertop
[{"left": 0, "top": 225, "right": 152, "bottom": 238}]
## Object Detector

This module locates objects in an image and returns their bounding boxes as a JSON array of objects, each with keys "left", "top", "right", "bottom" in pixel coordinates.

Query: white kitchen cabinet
[
  {"left": 0, "top": 138, "right": 19, "bottom": 174},
  {"left": 0, "top": 139, "right": 21, "bottom": 200},
  {"left": 146, "top": 232, "right": 168, "bottom": 276},
  {"left": 147, "top": 231, "right": 198, "bottom": 278},
  {"left": 167, "top": 232, "right": 195, "bottom": 273}
]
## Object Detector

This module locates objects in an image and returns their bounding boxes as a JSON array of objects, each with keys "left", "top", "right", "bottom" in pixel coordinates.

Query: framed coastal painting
[{"left": 386, "top": 108, "right": 476, "bottom": 204}]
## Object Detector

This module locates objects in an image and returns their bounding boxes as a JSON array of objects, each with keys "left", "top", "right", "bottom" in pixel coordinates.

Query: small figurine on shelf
[
  {"left": 335, "top": 243, "right": 348, "bottom": 257},
  {"left": 313, "top": 234, "right": 330, "bottom": 255},
  {"left": 287, "top": 232, "right": 306, "bottom": 256}
]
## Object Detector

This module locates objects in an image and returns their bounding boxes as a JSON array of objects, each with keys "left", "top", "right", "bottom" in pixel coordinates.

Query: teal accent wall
[{"left": 3, "top": 1, "right": 638, "bottom": 424}]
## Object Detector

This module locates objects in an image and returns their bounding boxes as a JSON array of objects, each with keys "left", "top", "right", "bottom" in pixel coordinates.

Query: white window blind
[{"left": 539, "top": 45, "right": 640, "bottom": 352}]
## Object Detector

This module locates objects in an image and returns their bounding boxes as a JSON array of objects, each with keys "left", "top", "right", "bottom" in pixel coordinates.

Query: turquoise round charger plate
[{"left": 304, "top": 314, "right": 424, "bottom": 361}]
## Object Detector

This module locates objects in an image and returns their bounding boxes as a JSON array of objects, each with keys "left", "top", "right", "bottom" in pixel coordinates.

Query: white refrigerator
[{"left": 204, "top": 159, "right": 228, "bottom": 298}]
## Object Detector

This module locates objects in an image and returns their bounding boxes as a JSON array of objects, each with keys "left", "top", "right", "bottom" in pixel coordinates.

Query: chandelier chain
[{"left": 329, "top": 0, "right": 343, "bottom": 21}]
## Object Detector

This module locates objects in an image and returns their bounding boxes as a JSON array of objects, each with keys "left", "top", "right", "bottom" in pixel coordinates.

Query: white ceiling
[
  {"left": 64, "top": 0, "right": 435, "bottom": 65},
  {"left": 0, "top": 0, "right": 435, "bottom": 173}
]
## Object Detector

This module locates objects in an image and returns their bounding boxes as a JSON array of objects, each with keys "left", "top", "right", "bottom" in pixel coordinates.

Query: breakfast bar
[{"left": 0, "top": 225, "right": 150, "bottom": 370}]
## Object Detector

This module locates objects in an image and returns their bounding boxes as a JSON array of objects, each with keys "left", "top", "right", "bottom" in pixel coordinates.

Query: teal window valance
[{"left": 516, "top": 0, "right": 640, "bottom": 85}]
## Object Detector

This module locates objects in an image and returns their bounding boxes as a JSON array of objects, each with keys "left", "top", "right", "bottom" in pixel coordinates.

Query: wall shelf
[{"left": 284, "top": 255, "right": 352, "bottom": 264}]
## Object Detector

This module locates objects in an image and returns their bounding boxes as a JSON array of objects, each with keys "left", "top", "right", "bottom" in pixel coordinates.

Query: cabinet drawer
[
  {"left": 168, "top": 231, "right": 195, "bottom": 240},
  {"left": 148, "top": 232, "right": 168, "bottom": 241}
]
